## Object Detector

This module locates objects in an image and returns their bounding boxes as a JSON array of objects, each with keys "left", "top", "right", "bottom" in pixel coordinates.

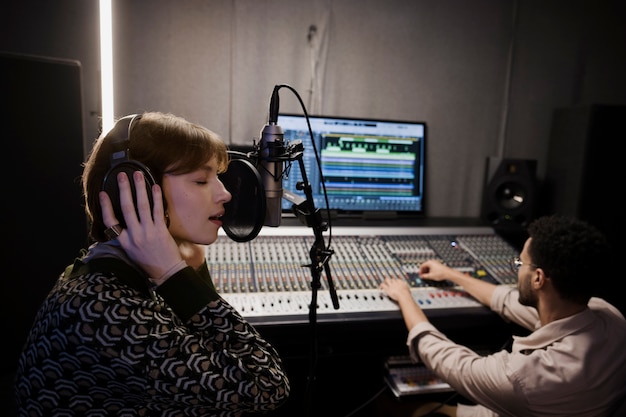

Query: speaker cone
[{"left": 495, "top": 182, "right": 526, "bottom": 210}]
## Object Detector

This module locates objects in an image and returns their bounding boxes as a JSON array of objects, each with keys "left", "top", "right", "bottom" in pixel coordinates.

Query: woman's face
[{"left": 161, "top": 157, "right": 231, "bottom": 245}]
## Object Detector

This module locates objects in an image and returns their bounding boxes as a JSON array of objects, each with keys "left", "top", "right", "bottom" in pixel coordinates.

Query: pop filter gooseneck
[{"left": 219, "top": 151, "right": 266, "bottom": 242}]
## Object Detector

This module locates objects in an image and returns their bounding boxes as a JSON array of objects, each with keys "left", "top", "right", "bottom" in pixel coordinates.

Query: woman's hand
[{"left": 100, "top": 170, "right": 184, "bottom": 284}]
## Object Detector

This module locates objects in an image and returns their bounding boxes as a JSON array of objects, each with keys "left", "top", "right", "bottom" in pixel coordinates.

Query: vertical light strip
[{"left": 99, "top": 0, "right": 114, "bottom": 134}]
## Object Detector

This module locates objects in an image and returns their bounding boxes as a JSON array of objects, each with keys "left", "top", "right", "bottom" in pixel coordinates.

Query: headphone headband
[
  {"left": 109, "top": 114, "right": 141, "bottom": 145},
  {"left": 102, "top": 113, "right": 155, "bottom": 231}
]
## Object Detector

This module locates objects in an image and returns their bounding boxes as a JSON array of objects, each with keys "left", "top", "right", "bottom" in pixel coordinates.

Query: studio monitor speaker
[{"left": 481, "top": 157, "right": 537, "bottom": 230}]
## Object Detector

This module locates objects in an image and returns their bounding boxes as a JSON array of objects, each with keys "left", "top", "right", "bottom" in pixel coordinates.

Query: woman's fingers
[
  {"left": 99, "top": 188, "right": 125, "bottom": 240},
  {"left": 99, "top": 188, "right": 120, "bottom": 228},
  {"left": 116, "top": 170, "right": 154, "bottom": 229},
  {"left": 120, "top": 170, "right": 165, "bottom": 228},
  {"left": 130, "top": 171, "right": 152, "bottom": 225},
  {"left": 113, "top": 171, "right": 136, "bottom": 230}
]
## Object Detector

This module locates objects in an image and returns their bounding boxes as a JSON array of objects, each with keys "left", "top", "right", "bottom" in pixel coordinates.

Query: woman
[{"left": 15, "top": 112, "right": 290, "bottom": 416}]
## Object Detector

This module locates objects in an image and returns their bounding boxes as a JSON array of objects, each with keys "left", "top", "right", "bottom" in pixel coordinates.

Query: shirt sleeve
[
  {"left": 407, "top": 322, "right": 525, "bottom": 414},
  {"left": 155, "top": 265, "right": 220, "bottom": 321}
]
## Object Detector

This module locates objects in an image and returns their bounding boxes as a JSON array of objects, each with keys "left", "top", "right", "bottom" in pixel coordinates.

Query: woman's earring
[{"left": 164, "top": 211, "right": 170, "bottom": 228}]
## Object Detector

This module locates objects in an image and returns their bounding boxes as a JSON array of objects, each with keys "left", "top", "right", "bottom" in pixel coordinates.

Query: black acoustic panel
[
  {"left": 0, "top": 52, "right": 87, "bottom": 375},
  {"left": 543, "top": 105, "right": 625, "bottom": 253},
  {"left": 481, "top": 157, "right": 537, "bottom": 230}
]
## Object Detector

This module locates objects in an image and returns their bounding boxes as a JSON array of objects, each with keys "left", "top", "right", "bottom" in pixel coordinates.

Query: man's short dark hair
[{"left": 527, "top": 215, "right": 611, "bottom": 304}]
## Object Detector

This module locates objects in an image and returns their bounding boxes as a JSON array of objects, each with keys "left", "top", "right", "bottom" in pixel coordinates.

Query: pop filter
[{"left": 219, "top": 152, "right": 266, "bottom": 242}]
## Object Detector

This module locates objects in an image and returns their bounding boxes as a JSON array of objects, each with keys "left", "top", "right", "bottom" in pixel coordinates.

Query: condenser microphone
[
  {"left": 219, "top": 86, "right": 286, "bottom": 241},
  {"left": 258, "top": 87, "right": 285, "bottom": 227}
]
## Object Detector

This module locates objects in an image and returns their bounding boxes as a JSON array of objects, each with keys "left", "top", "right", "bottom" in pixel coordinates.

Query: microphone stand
[{"left": 285, "top": 141, "right": 339, "bottom": 417}]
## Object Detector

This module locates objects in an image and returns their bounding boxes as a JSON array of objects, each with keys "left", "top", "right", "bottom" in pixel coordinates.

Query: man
[{"left": 380, "top": 215, "right": 626, "bottom": 416}]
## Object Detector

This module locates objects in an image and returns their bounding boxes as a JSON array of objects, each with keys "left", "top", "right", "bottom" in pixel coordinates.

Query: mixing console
[{"left": 209, "top": 226, "right": 519, "bottom": 324}]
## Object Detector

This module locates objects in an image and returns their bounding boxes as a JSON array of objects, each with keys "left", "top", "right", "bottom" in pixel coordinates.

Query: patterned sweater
[{"left": 15, "top": 245, "right": 290, "bottom": 416}]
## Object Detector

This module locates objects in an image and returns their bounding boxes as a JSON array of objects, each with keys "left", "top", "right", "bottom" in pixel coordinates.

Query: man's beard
[{"left": 518, "top": 279, "right": 538, "bottom": 308}]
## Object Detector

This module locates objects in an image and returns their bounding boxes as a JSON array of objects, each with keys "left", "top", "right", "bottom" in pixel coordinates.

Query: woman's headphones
[
  {"left": 101, "top": 116, "right": 266, "bottom": 242},
  {"left": 101, "top": 114, "right": 156, "bottom": 227}
]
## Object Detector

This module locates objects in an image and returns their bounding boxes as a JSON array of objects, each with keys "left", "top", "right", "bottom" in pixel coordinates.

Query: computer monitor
[{"left": 278, "top": 113, "right": 426, "bottom": 218}]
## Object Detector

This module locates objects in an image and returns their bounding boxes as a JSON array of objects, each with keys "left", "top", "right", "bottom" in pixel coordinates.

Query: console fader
[{"left": 208, "top": 226, "right": 519, "bottom": 324}]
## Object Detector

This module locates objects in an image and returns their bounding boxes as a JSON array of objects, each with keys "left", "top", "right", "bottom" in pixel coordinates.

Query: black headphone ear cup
[{"left": 102, "top": 161, "right": 156, "bottom": 228}]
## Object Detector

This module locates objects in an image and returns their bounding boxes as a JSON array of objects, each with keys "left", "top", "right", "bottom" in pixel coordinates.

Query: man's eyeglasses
[{"left": 509, "top": 257, "right": 539, "bottom": 273}]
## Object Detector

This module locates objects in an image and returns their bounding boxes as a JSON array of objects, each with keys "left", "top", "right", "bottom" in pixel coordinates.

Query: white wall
[{"left": 3, "top": 0, "right": 626, "bottom": 218}]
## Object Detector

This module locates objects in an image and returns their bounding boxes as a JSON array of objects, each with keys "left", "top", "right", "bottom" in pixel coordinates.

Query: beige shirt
[{"left": 407, "top": 285, "right": 626, "bottom": 417}]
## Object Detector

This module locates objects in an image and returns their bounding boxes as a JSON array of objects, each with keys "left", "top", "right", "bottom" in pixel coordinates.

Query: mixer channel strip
[
  {"left": 220, "top": 287, "right": 481, "bottom": 319},
  {"left": 209, "top": 227, "right": 519, "bottom": 321}
]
